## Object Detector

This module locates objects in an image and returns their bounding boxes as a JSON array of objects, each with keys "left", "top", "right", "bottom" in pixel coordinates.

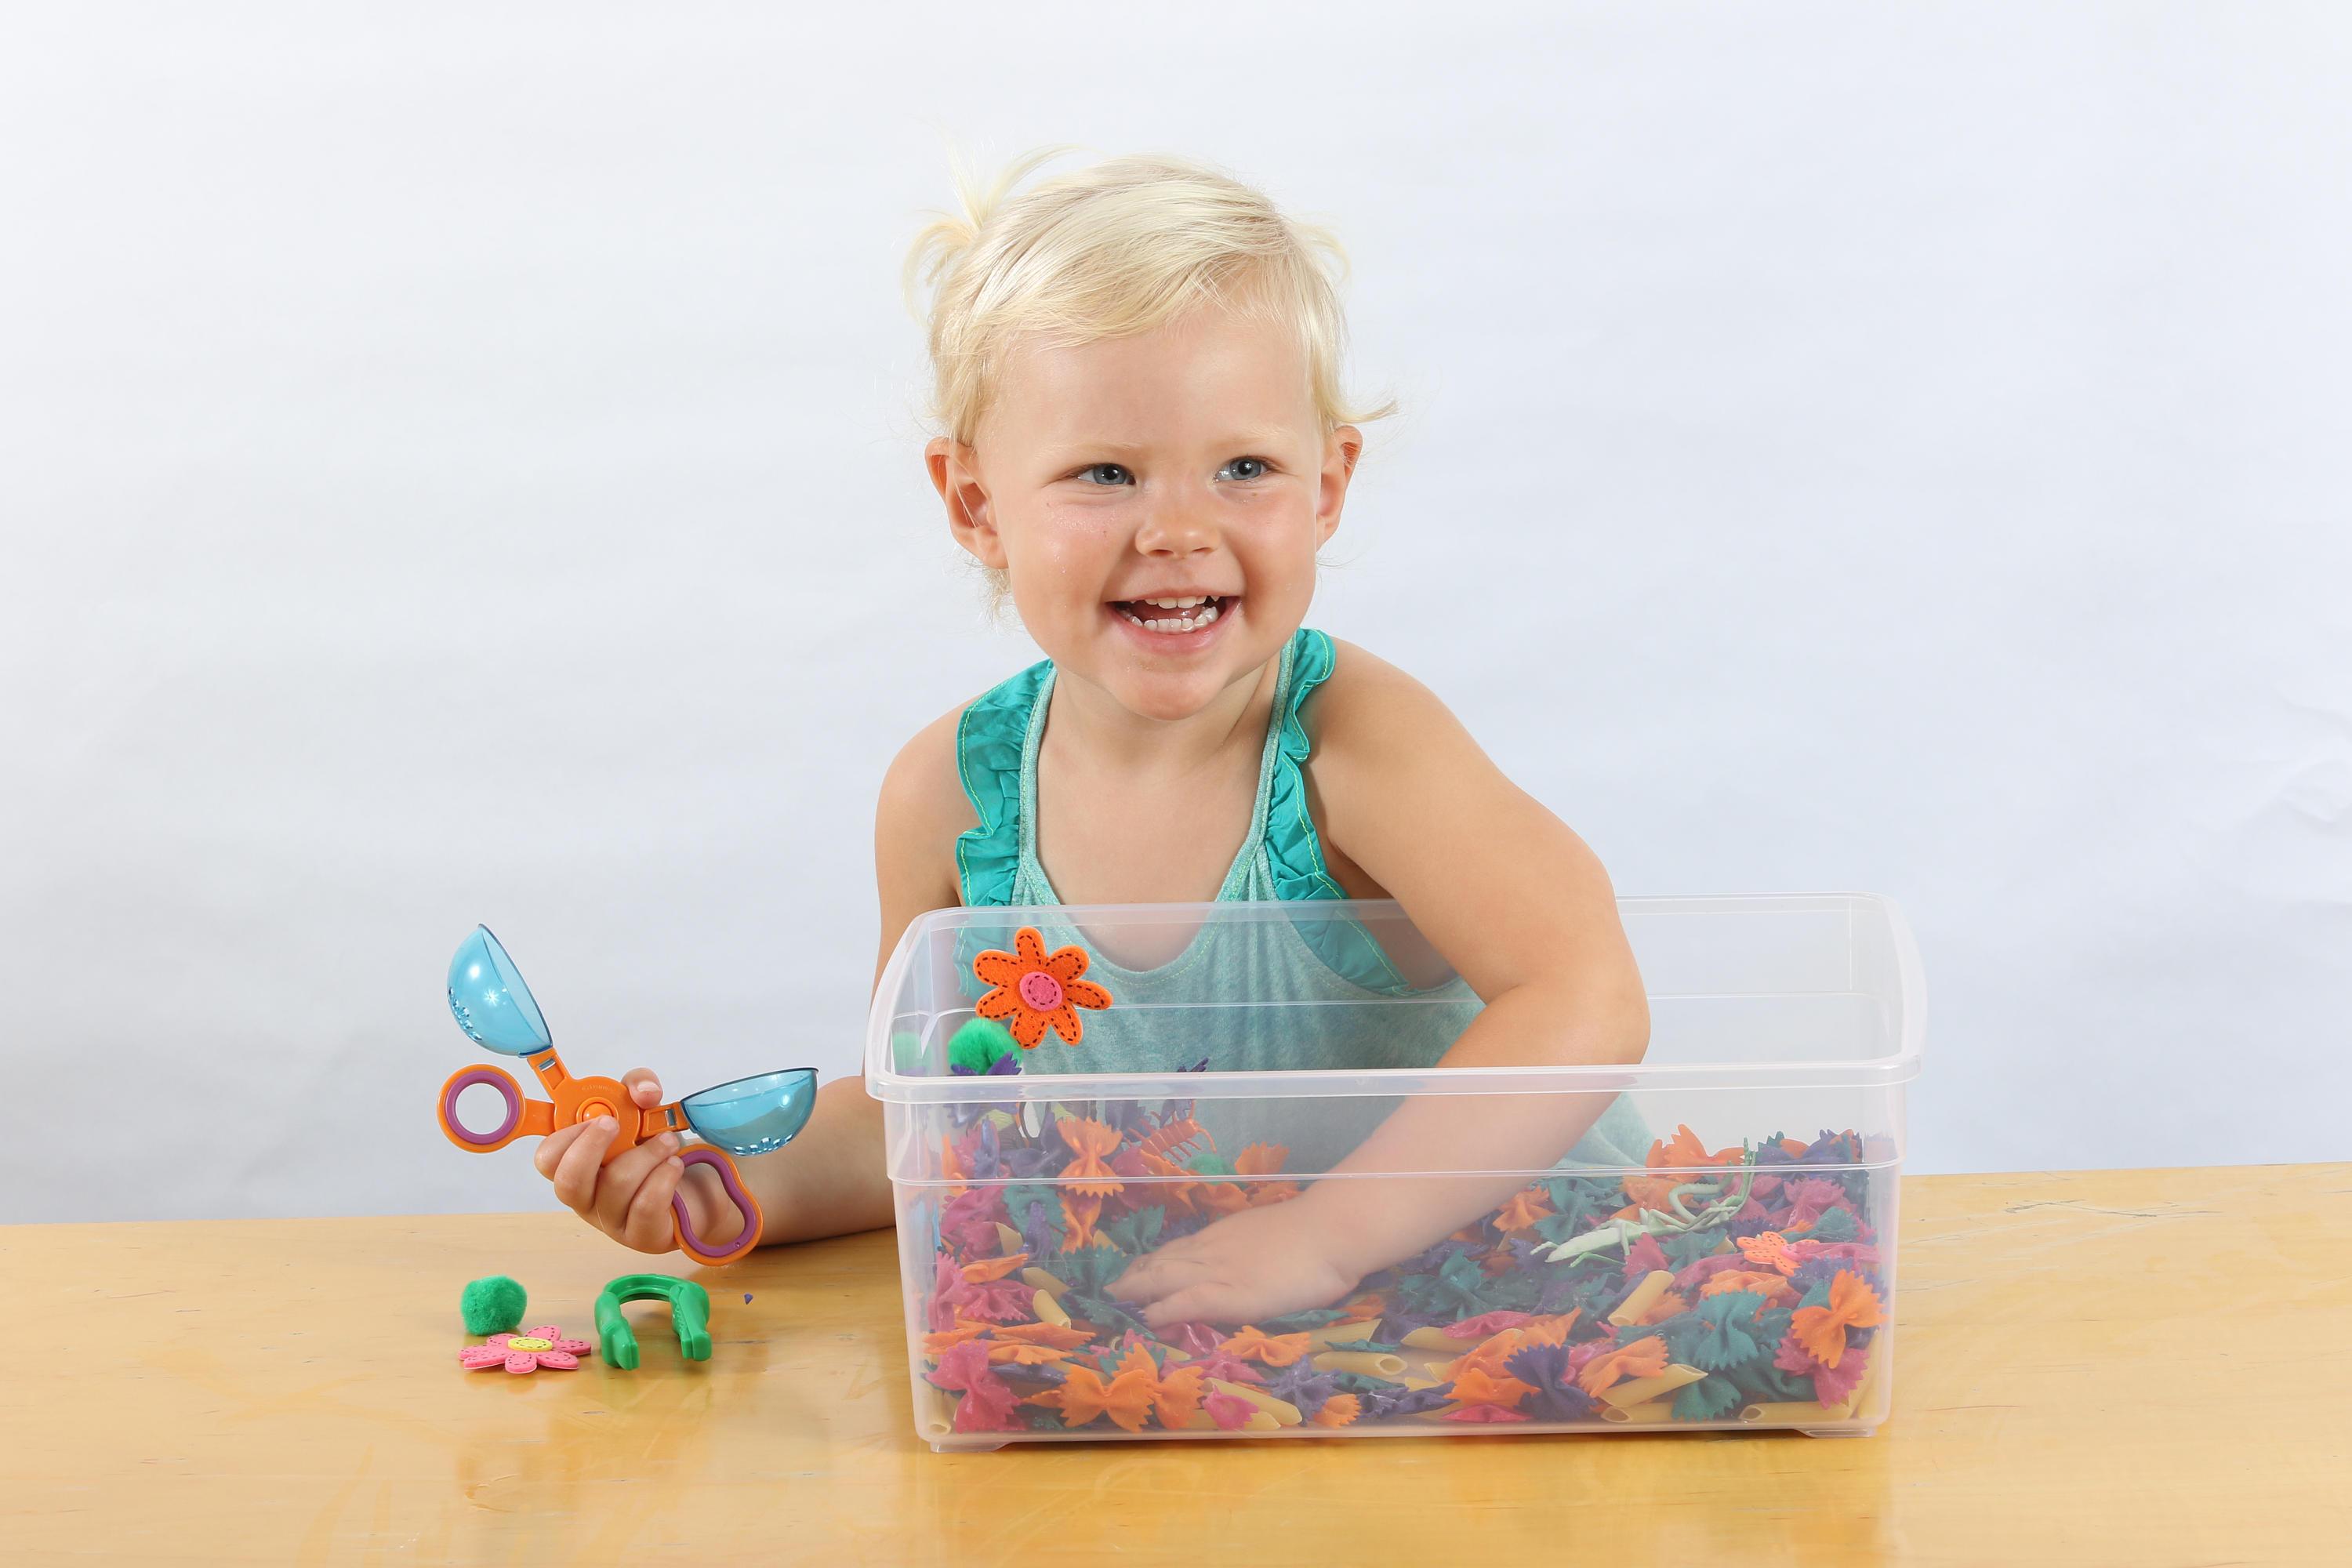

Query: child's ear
[
  {"left": 1314, "top": 424, "right": 1363, "bottom": 546},
  {"left": 928, "top": 437, "right": 1007, "bottom": 569}
]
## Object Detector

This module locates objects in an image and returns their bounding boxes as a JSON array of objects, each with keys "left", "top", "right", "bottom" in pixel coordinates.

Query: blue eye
[
  {"left": 1079, "top": 463, "right": 1132, "bottom": 485},
  {"left": 1221, "top": 456, "right": 1271, "bottom": 481}
]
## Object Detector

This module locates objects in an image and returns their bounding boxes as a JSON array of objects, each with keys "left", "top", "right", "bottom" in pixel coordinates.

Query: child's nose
[{"left": 1133, "top": 491, "right": 1219, "bottom": 556}]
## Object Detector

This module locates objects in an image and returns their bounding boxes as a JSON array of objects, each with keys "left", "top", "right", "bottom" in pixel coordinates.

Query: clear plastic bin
[{"left": 866, "top": 895, "right": 1922, "bottom": 1449}]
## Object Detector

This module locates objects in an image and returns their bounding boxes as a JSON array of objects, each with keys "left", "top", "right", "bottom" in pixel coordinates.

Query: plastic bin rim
[{"left": 865, "top": 891, "right": 1927, "bottom": 1099}]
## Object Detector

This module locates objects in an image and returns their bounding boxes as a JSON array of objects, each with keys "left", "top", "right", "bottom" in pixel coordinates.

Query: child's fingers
[
  {"left": 532, "top": 1120, "right": 588, "bottom": 1180},
  {"left": 1106, "top": 1255, "right": 1176, "bottom": 1302},
  {"left": 546, "top": 1116, "right": 620, "bottom": 1215},
  {"left": 622, "top": 1067, "right": 664, "bottom": 1108},
  {"left": 1140, "top": 1283, "right": 1235, "bottom": 1329},
  {"left": 1108, "top": 1239, "right": 1201, "bottom": 1301},
  {"left": 592, "top": 1132, "right": 682, "bottom": 1236},
  {"left": 677, "top": 1162, "right": 743, "bottom": 1245},
  {"left": 619, "top": 1154, "right": 686, "bottom": 1253}
]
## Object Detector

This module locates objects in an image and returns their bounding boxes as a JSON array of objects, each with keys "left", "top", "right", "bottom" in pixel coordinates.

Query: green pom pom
[
  {"left": 459, "top": 1275, "right": 527, "bottom": 1335},
  {"left": 947, "top": 1018, "right": 1018, "bottom": 1073}
]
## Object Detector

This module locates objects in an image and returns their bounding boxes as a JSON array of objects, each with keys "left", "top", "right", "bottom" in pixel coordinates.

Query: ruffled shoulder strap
[
  {"left": 1257, "top": 628, "right": 1417, "bottom": 995},
  {"left": 1258, "top": 627, "right": 1348, "bottom": 902},
  {"left": 953, "top": 656, "right": 1051, "bottom": 909}
]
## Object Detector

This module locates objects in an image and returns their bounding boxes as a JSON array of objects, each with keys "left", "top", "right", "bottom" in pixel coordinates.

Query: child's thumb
[{"left": 622, "top": 1067, "right": 664, "bottom": 1105}]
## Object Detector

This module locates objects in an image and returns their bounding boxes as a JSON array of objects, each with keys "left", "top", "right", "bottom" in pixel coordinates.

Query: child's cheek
[{"left": 1029, "top": 510, "right": 1120, "bottom": 587}]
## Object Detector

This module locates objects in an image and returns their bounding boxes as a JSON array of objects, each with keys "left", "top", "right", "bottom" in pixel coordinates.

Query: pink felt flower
[{"left": 459, "top": 1325, "right": 591, "bottom": 1375}]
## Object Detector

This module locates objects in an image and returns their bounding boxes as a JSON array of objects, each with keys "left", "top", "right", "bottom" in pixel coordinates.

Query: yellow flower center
[{"left": 506, "top": 1335, "right": 551, "bottom": 1352}]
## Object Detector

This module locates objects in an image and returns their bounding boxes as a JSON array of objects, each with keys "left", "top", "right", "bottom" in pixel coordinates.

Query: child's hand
[
  {"left": 532, "top": 1069, "right": 746, "bottom": 1254},
  {"left": 1107, "top": 1199, "right": 1363, "bottom": 1328}
]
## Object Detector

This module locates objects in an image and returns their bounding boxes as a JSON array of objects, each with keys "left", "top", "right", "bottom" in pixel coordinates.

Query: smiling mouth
[{"left": 1109, "top": 594, "right": 1235, "bottom": 634}]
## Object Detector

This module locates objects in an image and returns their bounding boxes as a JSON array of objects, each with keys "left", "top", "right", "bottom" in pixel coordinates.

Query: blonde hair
[{"left": 902, "top": 146, "right": 1395, "bottom": 608}]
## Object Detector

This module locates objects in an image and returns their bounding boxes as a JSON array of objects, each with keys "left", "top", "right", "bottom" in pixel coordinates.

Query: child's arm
[
  {"left": 533, "top": 710, "right": 973, "bottom": 1254},
  {"left": 1112, "top": 641, "right": 1650, "bottom": 1326}
]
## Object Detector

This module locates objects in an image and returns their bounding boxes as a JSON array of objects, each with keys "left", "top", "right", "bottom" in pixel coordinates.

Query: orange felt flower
[
  {"left": 1494, "top": 1186, "right": 1552, "bottom": 1233},
  {"left": 1311, "top": 1393, "right": 1362, "bottom": 1428},
  {"left": 993, "top": 1321, "right": 1094, "bottom": 1349},
  {"left": 1700, "top": 1269, "right": 1796, "bottom": 1306},
  {"left": 1218, "top": 1326, "right": 1313, "bottom": 1367},
  {"left": 1057, "top": 1118, "right": 1125, "bottom": 1197},
  {"left": 1791, "top": 1269, "right": 1885, "bottom": 1369},
  {"left": 1575, "top": 1334, "right": 1670, "bottom": 1396},
  {"left": 1737, "top": 1231, "right": 1800, "bottom": 1276},
  {"left": 959, "top": 1251, "right": 1031, "bottom": 1284},
  {"left": 1448, "top": 1366, "right": 1537, "bottom": 1409},
  {"left": 1061, "top": 1192, "right": 1102, "bottom": 1250},
  {"left": 1033, "top": 1364, "right": 1156, "bottom": 1432},
  {"left": 921, "top": 1319, "right": 990, "bottom": 1355},
  {"left": 973, "top": 927, "right": 1113, "bottom": 1048}
]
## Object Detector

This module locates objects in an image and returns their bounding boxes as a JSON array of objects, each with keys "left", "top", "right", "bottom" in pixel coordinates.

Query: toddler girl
[{"left": 535, "top": 147, "right": 1652, "bottom": 1327}]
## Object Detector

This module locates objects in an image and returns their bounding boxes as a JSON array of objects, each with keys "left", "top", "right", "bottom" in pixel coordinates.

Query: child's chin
[{"left": 1098, "top": 661, "right": 1239, "bottom": 724}]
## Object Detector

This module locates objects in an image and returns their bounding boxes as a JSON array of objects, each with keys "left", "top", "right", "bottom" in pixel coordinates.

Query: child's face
[{"left": 928, "top": 303, "right": 1360, "bottom": 721}]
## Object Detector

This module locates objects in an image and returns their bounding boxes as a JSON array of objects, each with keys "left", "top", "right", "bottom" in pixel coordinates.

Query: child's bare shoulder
[
  {"left": 1306, "top": 637, "right": 1472, "bottom": 764},
  {"left": 877, "top": 702, "right": 982, "bottom": 846}
]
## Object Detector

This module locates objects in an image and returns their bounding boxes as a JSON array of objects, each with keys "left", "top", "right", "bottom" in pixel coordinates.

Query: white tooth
[
  {"left": 1196, "top": 604, "right": 1218, "bottom": 626},
  {"left": 1123, "top": 612, "right": 1145, "bottom": 626}
]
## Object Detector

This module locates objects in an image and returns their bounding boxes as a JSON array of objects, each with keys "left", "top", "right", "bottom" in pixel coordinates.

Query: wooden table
[{"left": 7, "top": 1165, "right": 2348, "bottom": 1566}]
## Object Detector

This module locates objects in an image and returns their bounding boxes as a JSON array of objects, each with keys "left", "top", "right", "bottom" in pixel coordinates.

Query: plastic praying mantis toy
[{"left": 435, "top": 924, "right": 815, "bottom": 1268}]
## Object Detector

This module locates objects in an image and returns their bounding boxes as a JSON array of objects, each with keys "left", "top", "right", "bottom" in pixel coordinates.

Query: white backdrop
[{"left": 4, "top": 4, "right": 2347, "bottom": 1224}]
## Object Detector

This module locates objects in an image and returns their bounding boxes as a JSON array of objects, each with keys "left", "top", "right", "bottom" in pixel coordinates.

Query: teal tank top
[{"left": 951, "top": 626, "right": 1650, "bottom": 1173}]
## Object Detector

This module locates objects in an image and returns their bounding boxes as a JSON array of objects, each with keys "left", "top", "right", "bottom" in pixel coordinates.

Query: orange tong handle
[
  {"left": 641, "top": 1100, "right": 691, "bottom": 1142},
  {"left": 436, "top": 1063, "right": 555, "bottom": 1153}
]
